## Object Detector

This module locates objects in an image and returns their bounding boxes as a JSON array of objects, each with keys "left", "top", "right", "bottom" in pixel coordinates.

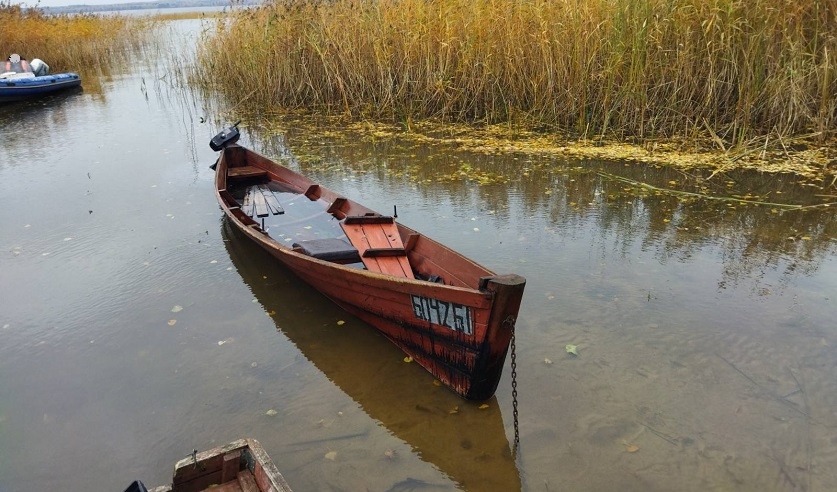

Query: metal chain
[{"left": 510, "top": 331, "right": 520, "bottom": 456}]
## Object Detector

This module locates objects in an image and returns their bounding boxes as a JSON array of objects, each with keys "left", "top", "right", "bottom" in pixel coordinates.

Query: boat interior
[{"left": 223, "top": 167, "right": 419, "bottom": 279}]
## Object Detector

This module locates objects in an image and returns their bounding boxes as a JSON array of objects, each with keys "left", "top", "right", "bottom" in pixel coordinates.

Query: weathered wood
[
  {"left": 237, "top": 470, "right": 260, "bottom": 492},
  {"left": 252, "top": 187, "right": 269, "bottom": 217},
  {"left": 155, "top": 439, "right": 292, "bottom": 492},
  {"left": 258, "top": 185, "right": 285, "bottom": 215},
  {"left": 228, "top": 166, "right": 268, "bottom": 180},
  {"left": 221, "top": 450, "right": 242, "bottom": 483},
  {"left": 241, "top": 187, "right": 255, "bottom": 217},
  {"left": 207, "top": 481, "right": 242, "bottom": 492}
]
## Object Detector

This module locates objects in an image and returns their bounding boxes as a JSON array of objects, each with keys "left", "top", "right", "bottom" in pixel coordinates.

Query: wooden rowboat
[
  {"left": 222, "top": 222, "right": 522, "bottom": 490},
  {"left": 128, "top": 438, "right": 292, "bottom": 492},
  {"left": 210, "top": 125, "right": 526, "bottom": 400}
]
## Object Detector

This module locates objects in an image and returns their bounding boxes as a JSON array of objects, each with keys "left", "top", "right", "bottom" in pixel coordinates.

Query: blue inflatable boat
[{"left": 1, "top": 53, "right": 82, "bottom": 102}]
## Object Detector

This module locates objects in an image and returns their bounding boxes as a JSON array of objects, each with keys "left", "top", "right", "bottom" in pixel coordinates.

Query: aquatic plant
[{"left": 193, "top": 0, "right": 836, "bottom": 150}]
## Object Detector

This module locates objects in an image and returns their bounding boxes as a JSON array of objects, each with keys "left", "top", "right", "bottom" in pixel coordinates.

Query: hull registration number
[{"left": 410, "top": 295, "right": 474, "bottom": 335}]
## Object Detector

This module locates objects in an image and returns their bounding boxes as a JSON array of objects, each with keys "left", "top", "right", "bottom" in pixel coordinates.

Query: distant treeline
[{"left": 37, "top": 0, "right": 260, "bottom": 15}]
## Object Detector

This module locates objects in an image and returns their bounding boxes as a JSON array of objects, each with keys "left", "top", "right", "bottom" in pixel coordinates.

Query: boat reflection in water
[{"left": 222, "top": 220, "right": 522, "bottom": 491}]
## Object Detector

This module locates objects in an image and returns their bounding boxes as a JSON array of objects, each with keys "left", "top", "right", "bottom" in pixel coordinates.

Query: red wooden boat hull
[{"left": 213, "top": 143, "right": 525, "bottom": 400}]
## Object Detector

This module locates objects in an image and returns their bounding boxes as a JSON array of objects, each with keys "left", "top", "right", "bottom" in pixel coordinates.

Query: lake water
[{"left": 1, "top": 18, "right": 836, "bottom": 492}]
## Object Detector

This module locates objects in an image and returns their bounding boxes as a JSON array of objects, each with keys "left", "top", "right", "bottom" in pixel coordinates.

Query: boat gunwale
[{"left": 213, "top": 144, "right": 505, "bottom": 299}]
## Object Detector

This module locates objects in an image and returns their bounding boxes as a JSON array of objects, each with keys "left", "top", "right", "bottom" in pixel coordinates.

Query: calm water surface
[{"left": 1, "top": 20, "right": 836, "bottom": 492}]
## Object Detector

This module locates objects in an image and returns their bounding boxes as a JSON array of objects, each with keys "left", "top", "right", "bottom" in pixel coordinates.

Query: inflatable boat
[{"left": 0, "top": 54, "right": 81, "bottom": 102}]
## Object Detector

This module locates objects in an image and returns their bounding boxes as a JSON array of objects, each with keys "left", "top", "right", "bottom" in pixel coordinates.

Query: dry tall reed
[
  {"left": 194, "top": 0, "right": 837, "bottom": 147},
  {"left": 0, "top": 1, "right": 149, "bottom": 72}
]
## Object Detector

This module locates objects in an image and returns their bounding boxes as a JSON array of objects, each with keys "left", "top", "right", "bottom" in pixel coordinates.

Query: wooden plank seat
[
  {"left": 340, "top": 216, "right": 415, "bottom": 278},
  {"left": 228, "top": 166, "right": 268, "bottom": 180},
  {"left": 293, "top": 238, "right": 361, "bottom": 264}
]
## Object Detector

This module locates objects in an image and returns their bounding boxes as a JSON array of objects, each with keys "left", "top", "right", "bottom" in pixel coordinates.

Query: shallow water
[{"left": 1, "top": 19, "right": 836, "bottom": 492}]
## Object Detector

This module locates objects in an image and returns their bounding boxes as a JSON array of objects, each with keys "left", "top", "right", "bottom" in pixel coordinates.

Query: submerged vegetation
[
  {"left": 0, "top": 1, "right": 149, "bottom": 72},
  {"left": 193, "top": 0, "right": 836, "bottom": 177}
]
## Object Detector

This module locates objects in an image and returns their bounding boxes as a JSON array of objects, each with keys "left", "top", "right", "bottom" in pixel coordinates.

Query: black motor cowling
[{"left": 209, "top": 121, "right": 241, "bottom": 151}]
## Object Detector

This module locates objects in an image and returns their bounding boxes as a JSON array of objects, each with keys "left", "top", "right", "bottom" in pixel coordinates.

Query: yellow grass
[
  {"left": 193, "top": 0, "right": 836, "bottom": 151},
  {"left": 0, "top": 1, "right": 149, "bottom": 72}
]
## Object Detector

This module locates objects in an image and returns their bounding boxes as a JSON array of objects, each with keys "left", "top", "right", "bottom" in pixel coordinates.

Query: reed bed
[
  {"left": 0, "top": 1, "right": 149, "bottom": 72},
  {"left": 192, "top": 0, "right": 836, "bottom": 149}
]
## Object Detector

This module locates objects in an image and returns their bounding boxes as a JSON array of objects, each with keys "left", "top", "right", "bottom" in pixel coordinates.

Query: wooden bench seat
[
  {"left": 227, "top": 166, "right": 268, "bottom": 180},
  {"left": 340, "top": 216, "right": 414, "bottom": 278}
]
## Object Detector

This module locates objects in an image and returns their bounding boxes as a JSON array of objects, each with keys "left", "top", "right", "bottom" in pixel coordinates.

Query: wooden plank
[
  {"left": 304, "top": 184, "right": 320, "bottom": 200},
  {"left": 237, "top": 470, "right": 260, "bottom": 492},
  {"left": 344, "top": 215, "right": 394, "bottom": 224},
  {"left": 326, "top": 197, "right": 347, "bottom": 215},
  {"left": 173, "top": 470, "right": 223, "bottom": 492},
  {"left": 258, "top": 184, "right": 285, "bottom": 215},
  {"left": 363, "top": 248, "right": 407, "bottom": 258},
  {"left": 173, "top": 452, "right": 224, "bottom": 485},
  {"left": 221, "top": 450, "right": 242, "bottom": 483},
  {"left": 227, "top": 166, "right": 268, "bottom": 180},
  {"left": 340, "top": 220, "right": 414, "bottom": 278},
  {"left": 404, "top": 233, "right": 420, "bottom": 252},
  {"left": 241, "top": 187, "right": 255, "bottom": 217},
  {"left": 205, "top": 481, "right": 242, "bottom": 492},
  {"left": 252, "top": 187, "right": 269, "bottom": 218}
]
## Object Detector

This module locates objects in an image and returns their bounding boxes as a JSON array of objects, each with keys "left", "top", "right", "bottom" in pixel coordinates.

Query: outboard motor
[
  {"left": 209, "top": 121, "right": 241, "bottom": 151},
  {"left": 30, "top": 58, "right": 49, "bottom": 76}
]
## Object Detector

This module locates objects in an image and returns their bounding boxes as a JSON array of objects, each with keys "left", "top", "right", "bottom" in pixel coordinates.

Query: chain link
[{"left": 510, "top": 331, "right": 520, "bottom": 456}]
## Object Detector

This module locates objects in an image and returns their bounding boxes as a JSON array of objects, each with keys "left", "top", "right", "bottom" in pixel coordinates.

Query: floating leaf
[
  {"left": 432, "top": 380, "right": 441, "bottom": 387},
  {"left": 625, "top": 444, "right": 640, "bottom": 453},
  {"left": 337, "top": 320, "right": 345, "bottom": 326},
  {"left": 265, "top": 409, "right": 278, "bottom": 417},
  {"left": 449, "top": 406, "right": 459, "bottom": 414},
  {"left": 267, "top": 311, "right": 276, "bottom": 316},
  {"left": 403, "top": 356, "right": 413, "bottom": 363},
  {"left": 324, "top": 451, "right": 337, "bottom": 461},
  {"left": 479, "top": 403, "right": 490, "bottom": 410},
  {"left": 167, "top": 320, "right": 177, "bottom": 326},
  {"left": 565, "top": 344, "right": 579, "bottom": 356},
  {"left": 544, "top": 358, "right": 553, "bottom": 365},
  {"left": 171, "top": 305, "right": 183, "bottom": 313}
]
